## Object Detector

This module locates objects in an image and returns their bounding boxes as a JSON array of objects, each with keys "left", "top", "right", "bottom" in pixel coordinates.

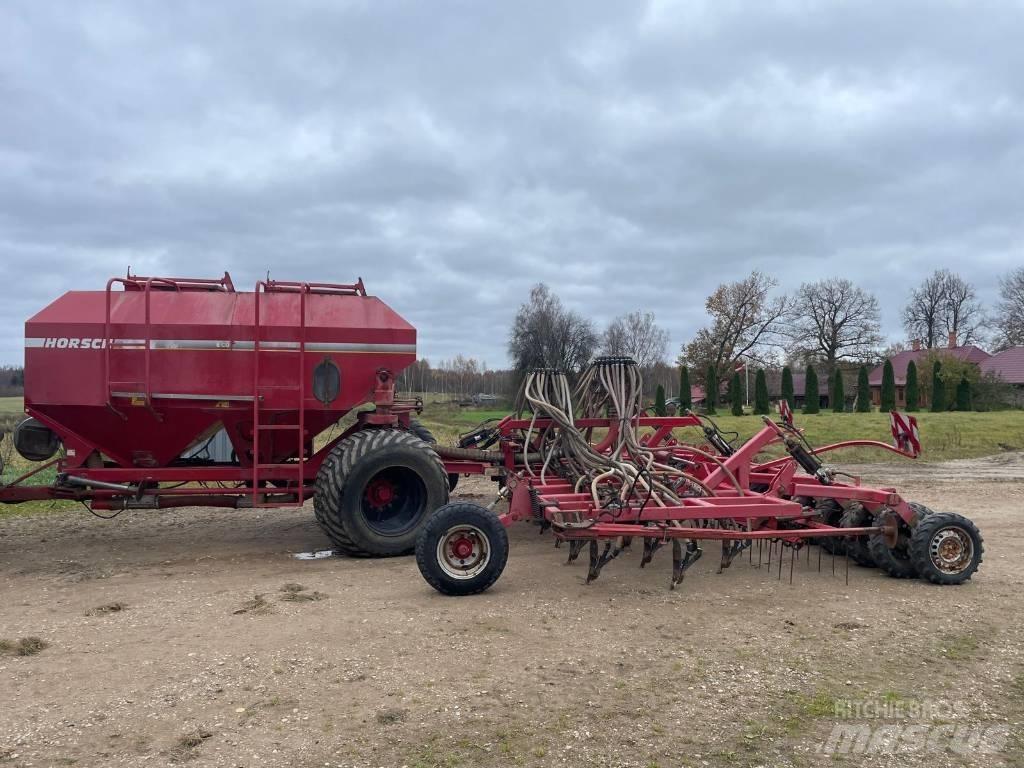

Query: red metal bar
[{"left": 555, "top": 522, "right": 883, "bottom": 541}]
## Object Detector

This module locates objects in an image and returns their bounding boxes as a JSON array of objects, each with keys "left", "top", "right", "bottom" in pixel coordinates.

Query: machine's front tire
[
  {"left": 909, "top": 512, "right": 983, "bottom": 585},
  {"left": 314, "top": 429, "right": 449, "bottom": 557},
  {"left": 415, "top": 502, "right": 509, "bottom": 596}
]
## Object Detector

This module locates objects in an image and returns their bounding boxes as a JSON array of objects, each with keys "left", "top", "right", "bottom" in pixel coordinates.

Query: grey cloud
[{"left": 1, "top": 0, "right": 1022, "bottom": 367}]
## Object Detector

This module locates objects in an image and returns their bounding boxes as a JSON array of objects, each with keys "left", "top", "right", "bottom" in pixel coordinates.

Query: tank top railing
[{"left": 103, "top": 272, "right": 236, "bottom": 420}]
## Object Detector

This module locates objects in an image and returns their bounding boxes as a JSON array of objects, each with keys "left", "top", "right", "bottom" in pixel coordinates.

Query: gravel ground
[{"left": 1, "top": 456, "right": 1022, "bottom": 768}]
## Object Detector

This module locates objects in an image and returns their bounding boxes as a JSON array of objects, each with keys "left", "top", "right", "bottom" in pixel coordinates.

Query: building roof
[
  {"left": 980, "top": 346, "right": 1024, "bottom": 385},
  {"left": 868, "top": 346, "right": 992, "bottom": 386},
  {"left": 767, "top": 371, "right": 831, "bottom": 397}
]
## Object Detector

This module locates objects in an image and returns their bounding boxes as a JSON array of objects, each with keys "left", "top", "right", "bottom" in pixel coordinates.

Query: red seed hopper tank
[
  {"left": 24, "top": 273, "right": 414, "bottom": 471},
  {"left": 5, "top": 272, "right": 463, "bottom": 557}
]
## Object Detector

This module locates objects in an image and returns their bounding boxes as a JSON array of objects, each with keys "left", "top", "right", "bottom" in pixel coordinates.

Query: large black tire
[
  {"left": 839, "top": 504, "right": 876, "bottom": 567},
  {"left": 909, "top": 512, "right": 983, "bottom": 585},
  {"left": 408, "top": 420, "right": 459, "bottom": 492},
  {"left": 867, "top": 509, "right": 917, "bottom": 579},
  {"left": 415, "top": 502, "right": 509, "bottom": 596},
  {"left": 314, "top": 429, "right": 449, "bottom": 557}
]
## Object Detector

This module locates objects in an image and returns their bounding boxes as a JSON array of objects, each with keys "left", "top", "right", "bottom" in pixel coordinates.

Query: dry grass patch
[
  {"left": 279, "top": 583, "right": 327, "bottom": 602},
  {"left": 0, "top": 636, "right": 49, "bottom": 656},
  {"left": 168, "top": 729, "right": 212, "bottom": 762},
  {"left": 85, "top": 602, "right": 127, "bottom": 616},
  {"left": 233, "top": 594, "right": 274, "bottom": 615}
]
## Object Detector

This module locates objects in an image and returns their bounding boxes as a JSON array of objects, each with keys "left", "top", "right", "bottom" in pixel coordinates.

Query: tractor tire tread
[{"left": 314, "top": 429, "right": 447, "bottom": 557}]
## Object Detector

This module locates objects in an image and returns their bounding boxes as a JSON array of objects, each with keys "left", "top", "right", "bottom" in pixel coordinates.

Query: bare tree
[
  {"left": 601, "top": 311, "right": 670, "bottom": 368},
  {"left": 508, "top": 283, "right": 598, "bottom": 376},
  {"left": 787, "top": 278, "right": 882, "bottom": 372},
  {"left": 941, "top": 271, "right": 985, "bottom": 346},
  {"left": 902, "top": 269, "right": 985, "bottom": 348},
  {"left": 680, "top": 271, "right": 789, "bottom": 386},
  {"left": 901, "top": 271, "right": 947, "bottom": 349},
  {"left": 993, "top": 267, "right": 1024, "bottom": 351}
]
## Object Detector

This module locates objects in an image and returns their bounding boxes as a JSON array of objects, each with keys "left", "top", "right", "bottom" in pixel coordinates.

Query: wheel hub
[
  {"left": 929, "top": 528, "right": 973, "bottom": 574},
  {"left": 365, "top": 478, "right": 396, "bottom": 508},
  {"left": 437, "top": 525, "right": 491, "bottom": 580},
  {"left": 451, "top": 536, "right": 475, "bottom": 560}
]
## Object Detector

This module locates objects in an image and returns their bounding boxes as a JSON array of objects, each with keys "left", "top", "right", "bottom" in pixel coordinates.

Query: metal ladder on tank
[{"left": 251, "top": 281, "right": 310, "bottom": 508}]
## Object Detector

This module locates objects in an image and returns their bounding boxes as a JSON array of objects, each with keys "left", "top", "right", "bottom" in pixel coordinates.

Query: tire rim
[
  {"left": 360, "top": 467, "right": 427, "bottom": 535},
  {"left": 929, "top": 527, "right": 974, "bottom": 574},
  {"left": 436, "top": 524, "right": 491, "bottom": 580}
]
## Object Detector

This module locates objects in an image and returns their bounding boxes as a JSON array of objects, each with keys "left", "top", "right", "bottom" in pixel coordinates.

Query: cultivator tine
[
  {"left": 671, "top": 540, "right": 683, "bottom": 588},
  {"left": 789, "top": 546, "right": 795, "bottom": 585},
  {"left": 670, "top": 540, "right": 702, "bottom": 589},
  {"left": 586, "top": 539, "right": 626, "bottom": 583},
  {"left": 717, "top": 539, "right": 749, "bottom": 573},
  {"left": 757, "top": 539, "right": 763, "bottom": 569},
  {"left": 817, "top": 545, "right": 822, "bottom": 573},
  {"left": 566, "top": 539, "right": 587, "bottom": 564},
  {"left": 777, "top": 543, "right": 784, "bottom": 580},
  {"left": 640, "top": 538, "right": 665, "bottom": 568}
]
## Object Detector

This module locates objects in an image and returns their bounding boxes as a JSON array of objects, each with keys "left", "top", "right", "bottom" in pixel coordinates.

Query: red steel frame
[
  {"left": 489, "top": 414, "right": 912, "bottom": 547},
  {"left": 3, "top": 271, "right": 917, "bottom": 542}
]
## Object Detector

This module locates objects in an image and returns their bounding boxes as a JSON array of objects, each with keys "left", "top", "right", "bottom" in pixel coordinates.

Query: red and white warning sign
[{"left": 889, "top": 411, "right": 921, "bottom": 458}]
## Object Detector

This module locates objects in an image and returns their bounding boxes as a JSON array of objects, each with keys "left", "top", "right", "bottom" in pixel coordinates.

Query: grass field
[
  {"left": 418, "top": 399, "right": 1024, "bottom": 463},
  {"left": 0, "top": 394, "right": 24, "bottom": 432}
]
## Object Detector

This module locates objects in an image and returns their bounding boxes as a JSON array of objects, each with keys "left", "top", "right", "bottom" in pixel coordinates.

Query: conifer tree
[
  {"left": 905, "top": 360, "right": 919, "bottom": 412},
  {"left": 781, "top": 366, "right": 795, "bottom": 410},
  {"left": 880, "top": 360, "right": 896, "bottom": 412},
  {"left": 856, "top": 366, "right": 871, "bottom": 412},
  {"left": 729, "top": 371, "right": 744, "bottom": 416},
  {"left": 705, "top": 365, "right": 717, "bottom": 415},
  {"left": 803, "top": 365, "right": 820, "bottom": 414},
  {"left": 754, "top": 369, "right": 770, "bottom": 415},
  {"left": 679, "top": 366, "right": 692, "bottom": 411}
]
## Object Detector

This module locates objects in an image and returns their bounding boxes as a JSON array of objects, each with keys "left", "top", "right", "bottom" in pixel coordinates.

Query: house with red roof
[
  {"left": 868, "top": 333, "right": 992, "bottom": 409},
  {"left": 981, "top": 346, "right": 1024, "bottom": 403}
]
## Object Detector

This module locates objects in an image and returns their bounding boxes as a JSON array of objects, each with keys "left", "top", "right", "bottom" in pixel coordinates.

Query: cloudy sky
[{"left": 1, "top": 1, "right": 1022, "bottom": 368}]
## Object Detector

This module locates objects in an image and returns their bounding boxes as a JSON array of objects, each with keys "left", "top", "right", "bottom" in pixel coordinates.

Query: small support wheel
[
  {"left": 416, "top": 502, "right": 509, "bottom": 596},
  {"left": 909, "top": 512, "right": 983, "bottom": 585}
]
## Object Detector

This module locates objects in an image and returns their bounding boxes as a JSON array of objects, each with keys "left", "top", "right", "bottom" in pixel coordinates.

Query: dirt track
[{"left": 1, "top": 456, "right": 1023, "bottom": 767}]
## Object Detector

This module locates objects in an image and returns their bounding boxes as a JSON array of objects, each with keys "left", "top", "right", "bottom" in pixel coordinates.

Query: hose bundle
[{"left": 516, "top": 358, "right": 711, "bottom": 508}]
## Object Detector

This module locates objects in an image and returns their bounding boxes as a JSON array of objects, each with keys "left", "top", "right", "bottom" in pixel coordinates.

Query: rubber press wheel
[
  {"left": 314, "top": 429, "right": 449, "bottom": 557},
  {"left": 415, "top": 502, "right": 509, "bottom": 596},
  {"left": 909, "top": 512, "right": 984, "bottom": 585},
  {"left": 867, "top": 502, "right": 935, "bottom": 579}
]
